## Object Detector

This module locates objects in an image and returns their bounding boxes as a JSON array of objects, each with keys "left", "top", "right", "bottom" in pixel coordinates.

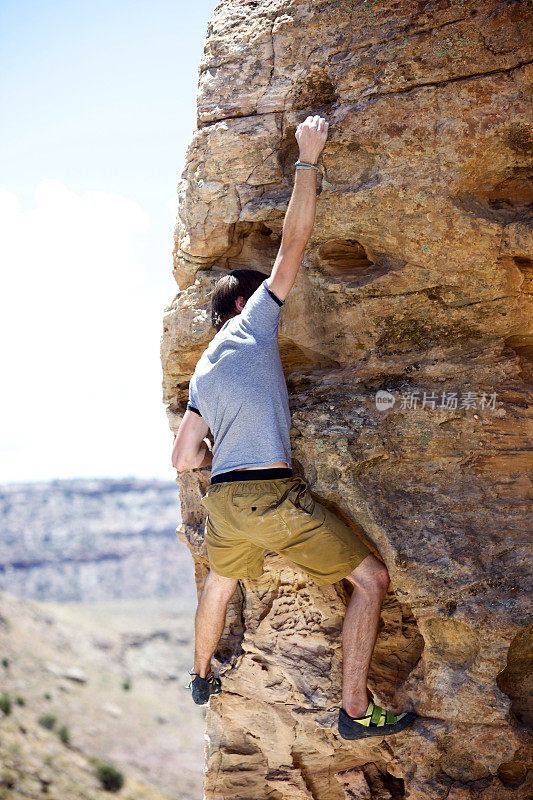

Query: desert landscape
[{"left": 0, "top": 479, "right": 204, "bottom": 800}]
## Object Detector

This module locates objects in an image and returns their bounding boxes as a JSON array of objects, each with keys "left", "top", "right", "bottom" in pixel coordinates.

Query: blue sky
[{"left": 0, "top": 0, "right": 218, "bottom": 483}]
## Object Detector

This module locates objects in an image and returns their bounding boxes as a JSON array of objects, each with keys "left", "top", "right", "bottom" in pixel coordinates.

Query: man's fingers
[
  {"left": 299, "top": 115, "right": 328, "bottom": 127},
  {"left": 296, "top": 116, "right": 330, "bottom": 142}
]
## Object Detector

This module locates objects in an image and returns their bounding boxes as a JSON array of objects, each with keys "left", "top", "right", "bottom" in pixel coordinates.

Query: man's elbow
[
  {"left": 174, "top": 458, "right": 192, "bottom": 473},
  {"left": 173, "top": 448, "right": 197, "bottom": 473},
  {"left": 175, "top": 452, "right": 203, "bottom": 472},
  {"left": 172, "top": 448, "right": 205, "bottom": 472}
]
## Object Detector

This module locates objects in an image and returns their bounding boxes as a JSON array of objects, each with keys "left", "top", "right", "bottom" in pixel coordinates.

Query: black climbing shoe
[
  {"left": 187, "top": 670, "right": 222, "bottom": 705},
  {"left": 338, "top": 698, "right": 417, "bottom": 740}
]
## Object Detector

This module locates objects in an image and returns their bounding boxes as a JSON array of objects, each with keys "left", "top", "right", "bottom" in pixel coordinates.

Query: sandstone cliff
[{"left": 161, "top": 1, "right": 532, "bottom": 797}]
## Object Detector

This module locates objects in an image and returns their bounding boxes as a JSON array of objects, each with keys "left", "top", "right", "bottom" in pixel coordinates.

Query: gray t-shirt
[{"left": 187, "top": 279, "right": 292, "bottom": 478}]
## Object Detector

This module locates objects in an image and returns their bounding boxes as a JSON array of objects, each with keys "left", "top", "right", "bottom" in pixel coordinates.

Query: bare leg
[
  {"left": 192, "top": 570, "right": 238, "bottom": 678},
  {"left": 341, "top": 554, "right": 390, "bottom": 717}
]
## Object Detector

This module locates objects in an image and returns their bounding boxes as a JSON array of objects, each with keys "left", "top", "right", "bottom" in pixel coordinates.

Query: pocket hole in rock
[
  {"left": 504, "top": 334, "right": 533, "bottom": 383},
  {"left": 317, "top": 238, "right": 385, "bottom": 285},
  {"left": 503, "top": 256, "right": 533, "bottom": 382},
  {"left": 292, "top": 66, "right": 338, "bottom": 111},
  {"left": 496, "top": 624, "right": 533, "bottom": 727},
  {"left": 497, "top": 760, "right": 527, "bottom": 789},
  {"left": 226, "top": 221, "right": 282, "bottom": 272}
]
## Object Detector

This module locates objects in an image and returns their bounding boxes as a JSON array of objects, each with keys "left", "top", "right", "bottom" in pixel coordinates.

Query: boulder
[{"left": 161, "top": 1, "right": 533, "bottom": 797}]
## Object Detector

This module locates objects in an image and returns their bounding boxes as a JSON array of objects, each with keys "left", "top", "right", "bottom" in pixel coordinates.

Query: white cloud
[{"left": 0, "top": 180, "right": 177, "bottom": 484}]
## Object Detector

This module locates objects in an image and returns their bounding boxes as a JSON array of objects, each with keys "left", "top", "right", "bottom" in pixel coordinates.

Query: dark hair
[{"left": 211, "top": 269, "right": 267, "bottom": 331}]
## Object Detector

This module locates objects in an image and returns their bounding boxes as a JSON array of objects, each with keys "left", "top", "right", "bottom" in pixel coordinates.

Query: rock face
[{"left": 161, "top": 1, "right": 532, "bottom": 798}]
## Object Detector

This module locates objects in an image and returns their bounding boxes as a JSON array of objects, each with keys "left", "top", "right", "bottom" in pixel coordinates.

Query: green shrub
[
  {"left": 15, "top": 696, "right": 25, "bottom": 706},
  {"left": 38, "top": 713, "right": 57, "bottom": 730},
  {"left": 1, "top": 657, "right": 9, "bottom": 668},
  {"left": 94, "top": 761, "right": 124, "bottom": 792},
  {"left": 44, "top": 692, "right": 52, "bottom": 700},
  {"left": 57, "top": 724, "right": 70, "bottom": 744},
  {"left": 121, "top": 678, "right": 131, "bottom": 691},
  {"left": 0, "top": 692, "right": 12, "bottom": 715}
]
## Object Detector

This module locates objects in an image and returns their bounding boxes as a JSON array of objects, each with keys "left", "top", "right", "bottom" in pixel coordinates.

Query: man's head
[{"left": 211, "top": 269, "right": 267, "bottom": 331}]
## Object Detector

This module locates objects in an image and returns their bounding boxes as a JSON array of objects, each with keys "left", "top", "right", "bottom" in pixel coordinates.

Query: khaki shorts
[{"left": 200, "top": 475, "right": 371, "bottom": 586}]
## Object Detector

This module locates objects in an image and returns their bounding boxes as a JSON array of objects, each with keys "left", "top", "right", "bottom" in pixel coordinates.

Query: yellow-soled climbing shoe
[
  {"left": 187, "top": 670, "right": 222, "bottom": 705},
  {"left": 338, "top": 698, "right": 416, "bottom": 740}
]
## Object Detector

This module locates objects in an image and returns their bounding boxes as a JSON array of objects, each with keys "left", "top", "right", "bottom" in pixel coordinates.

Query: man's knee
[
  {"left": 204, "top": 569, "right": 239, "bottom": 600},
  {"left": 345, "top": 554, "right": 389, "bottom": 597}
]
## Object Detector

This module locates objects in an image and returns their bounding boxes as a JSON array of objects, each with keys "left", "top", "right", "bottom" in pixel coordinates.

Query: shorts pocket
[
  {"left": 289, "top": 481, "right": 326, "bottom": 522},
  {"left": 231, "top": 485, "right": 279, "bottom": 514}
]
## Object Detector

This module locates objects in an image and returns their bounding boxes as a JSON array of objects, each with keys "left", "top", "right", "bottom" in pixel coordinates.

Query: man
[{"left": 172, "top": 115, "right": 416, "bottom": 740}]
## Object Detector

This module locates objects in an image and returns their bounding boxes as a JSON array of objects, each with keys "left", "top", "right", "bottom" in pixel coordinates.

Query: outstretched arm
[{"left": 267, "top": 115, "right": 329, "bottom": 302}]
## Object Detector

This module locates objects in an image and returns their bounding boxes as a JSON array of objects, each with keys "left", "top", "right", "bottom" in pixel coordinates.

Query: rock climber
[{"left": 172, "top": 115, "right": 416, "bottom": 740}]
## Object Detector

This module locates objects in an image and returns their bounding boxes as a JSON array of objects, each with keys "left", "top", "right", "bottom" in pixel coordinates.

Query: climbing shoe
[
  {"left": 187, "top": 670, "right": 222, "bottom": 705},
  {"left": 338, "top": 698, "right": 416, "bottom": 740}
]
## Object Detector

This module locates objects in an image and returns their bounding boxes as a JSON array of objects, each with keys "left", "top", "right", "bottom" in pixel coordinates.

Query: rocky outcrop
[{"left": 161, "top": 1, "right": 532, "bottom": 797}]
